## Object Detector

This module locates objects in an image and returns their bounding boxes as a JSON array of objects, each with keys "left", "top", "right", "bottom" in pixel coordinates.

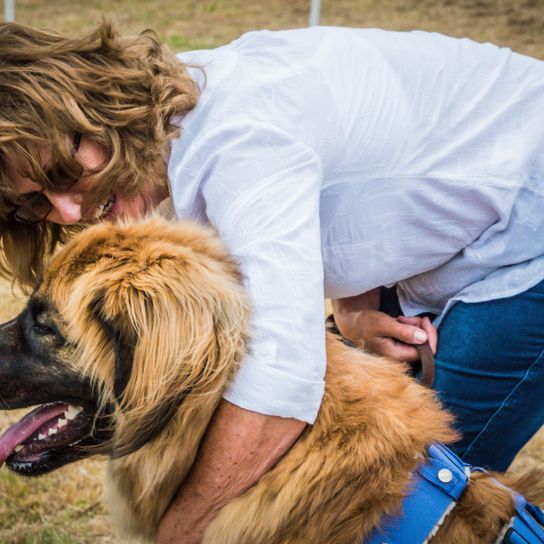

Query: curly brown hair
[{"left": 0, "top": 21, "right": 200, "bottom": 290}]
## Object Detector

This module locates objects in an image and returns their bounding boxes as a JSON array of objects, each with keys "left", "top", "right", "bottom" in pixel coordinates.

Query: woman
[{"left": 1, "top": 21, "right": 543, "bottom": 543}]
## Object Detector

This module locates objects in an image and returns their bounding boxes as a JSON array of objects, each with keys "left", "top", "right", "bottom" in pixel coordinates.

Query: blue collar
[
  {"left": 366, "top": 443, "right": 544, "bottom": 544},
  {"left": 502, "top": 491, "right": 544, "bottom": 543}
]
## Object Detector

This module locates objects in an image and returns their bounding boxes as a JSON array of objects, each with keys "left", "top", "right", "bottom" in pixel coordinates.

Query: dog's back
[{"left": 202, "top": 334, "right": 456, "bottom": 543}]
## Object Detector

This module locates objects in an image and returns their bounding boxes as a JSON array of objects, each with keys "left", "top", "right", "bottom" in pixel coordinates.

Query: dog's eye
[{"left": 32, "top": 323, "right": 57, "bottom": 337}]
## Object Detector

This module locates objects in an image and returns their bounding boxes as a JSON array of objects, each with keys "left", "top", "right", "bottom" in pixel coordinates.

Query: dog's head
[{"left": 0, "top": 217, "right": 249, "bottom": 476}]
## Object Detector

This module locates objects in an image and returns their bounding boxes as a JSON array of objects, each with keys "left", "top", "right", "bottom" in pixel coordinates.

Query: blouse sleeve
[{"left": 195, "top": 120, "right": 326, "bottom": 424}]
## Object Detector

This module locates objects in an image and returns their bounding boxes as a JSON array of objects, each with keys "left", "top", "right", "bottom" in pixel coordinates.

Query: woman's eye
[{"left": 10, "top": 191, "right": 41, "bottom": 205}]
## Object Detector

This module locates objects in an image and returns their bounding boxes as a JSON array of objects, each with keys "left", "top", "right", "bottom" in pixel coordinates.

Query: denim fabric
[{"left": 434, "top": 279, "right": 544, "bottom": 472}]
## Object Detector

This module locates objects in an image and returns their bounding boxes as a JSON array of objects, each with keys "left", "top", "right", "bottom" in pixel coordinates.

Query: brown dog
[{"left": 0, "top": 217, "right": 541, "bottom": 543}]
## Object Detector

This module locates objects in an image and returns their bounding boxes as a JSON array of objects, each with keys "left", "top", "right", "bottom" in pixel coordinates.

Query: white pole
[
  {"left": 4, "top": 0, "right": 15, "bottom": 22},
  {"left": 309, "top": 0, "right": 320, "bottom": 26}
]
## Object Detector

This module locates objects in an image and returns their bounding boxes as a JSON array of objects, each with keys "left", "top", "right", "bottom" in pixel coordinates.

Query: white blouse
[{"left": 168, "top": 27, "right": 544, "bottom": 423}]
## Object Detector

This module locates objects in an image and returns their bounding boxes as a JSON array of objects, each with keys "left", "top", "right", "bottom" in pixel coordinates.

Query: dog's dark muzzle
[
  {"left": 0, "top": 315, "right": 89, "bottom": 409},
  {"left": 0, "top": 309, "right": 112, "bottom": 476}
]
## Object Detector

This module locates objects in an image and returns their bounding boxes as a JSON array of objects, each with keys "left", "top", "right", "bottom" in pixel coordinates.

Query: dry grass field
[{"left": 1, "top": 0, "right": 543, "bottom": 542}]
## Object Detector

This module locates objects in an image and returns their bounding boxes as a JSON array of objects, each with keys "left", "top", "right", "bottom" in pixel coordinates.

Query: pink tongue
[{"left": 0, "top": 403, "right": 70, "bottom": 467}]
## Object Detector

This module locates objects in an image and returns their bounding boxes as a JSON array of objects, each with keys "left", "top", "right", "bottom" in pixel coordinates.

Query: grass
[
  {"left": 0, "top": 460, "right": 110, "bottom": 543},
  {"left": 7, "top": 0, "right": 544, "bottom": 57},
  {"left": 1, "top": 1, "right": 544, "bottom": 541}
]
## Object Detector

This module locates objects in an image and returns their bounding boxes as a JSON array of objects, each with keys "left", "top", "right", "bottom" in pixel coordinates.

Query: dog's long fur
[{"left": 10, "top": 218, "right": 544, "bottom": 542}]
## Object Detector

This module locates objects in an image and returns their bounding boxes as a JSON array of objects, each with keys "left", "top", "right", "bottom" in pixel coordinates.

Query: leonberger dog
[{"left": 0, "top": 217, "right": 542, "bottom": 543}]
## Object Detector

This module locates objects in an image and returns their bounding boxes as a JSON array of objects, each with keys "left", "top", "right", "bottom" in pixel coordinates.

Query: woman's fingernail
[{"left": 414, "top": 330, "right": 427, "bottom": 343}]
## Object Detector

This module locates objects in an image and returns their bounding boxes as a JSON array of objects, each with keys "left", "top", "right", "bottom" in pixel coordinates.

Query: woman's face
[{"left": 4, "top": 135, "right": 167, "bottom": 225}]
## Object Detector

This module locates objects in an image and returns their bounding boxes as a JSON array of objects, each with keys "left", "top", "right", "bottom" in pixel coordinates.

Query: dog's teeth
[
  {"left": 65, "top": 405, "right": 83, "bottom": 420},
  {"left": 48, "top": 428, "right": 58, "bottom": 436},
  {"left": 14, "top": 445, "right": 23, "bottom": 452},
  {"left": 57, "top": 418, "right": 68, "bottom": 427},
  {"left": 38, "top": 433, "right": 46, "bottom": 440}
]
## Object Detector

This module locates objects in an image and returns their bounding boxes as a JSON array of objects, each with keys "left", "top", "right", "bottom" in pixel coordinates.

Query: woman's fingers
[
  {"left": 372, "top": 336, "right": 421, "bottom": 363},
  {"left": 382, "top": 316, "right": 428, "bottom": 346},
  {"left": 337, "top": 310, "right": 431, "bottom": 363},
  {"left": 363, "top": 313, "right": 426, "bottom": 363},
  {"left": 420, "top": 316, "right": 438, "bottom": 354},
  {"left": 397, "top": 315, "right": 438, "bottom": 353},
  {"left": 396, "top": 315, "right": 422, "bottom": 326}
]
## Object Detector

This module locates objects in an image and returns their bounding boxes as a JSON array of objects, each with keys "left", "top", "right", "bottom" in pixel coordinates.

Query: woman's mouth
[{"left": 92, "top": 195, "right": 116, "bottom": 221}]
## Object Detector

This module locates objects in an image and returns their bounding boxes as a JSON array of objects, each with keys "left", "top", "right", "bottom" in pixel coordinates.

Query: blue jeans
[{"left": 434, "top": 279, "right": 544, "bottom": 472}]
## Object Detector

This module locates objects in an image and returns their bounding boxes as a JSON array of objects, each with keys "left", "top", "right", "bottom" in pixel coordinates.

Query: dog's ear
[
  {"left": 104, "top": 324, "right": 136, "bottom": 403},
  {"left": 89, "top": 287, "right": 185, "bottom": 457},
  {"left": 90, "top": 291, "right": 135, "bottom": 403},
  {"left": 59, "top": 219, "right": 250, "bottom": 458},
  {"left": 112, "top": 329, "right": 135, "bottom": 403}
]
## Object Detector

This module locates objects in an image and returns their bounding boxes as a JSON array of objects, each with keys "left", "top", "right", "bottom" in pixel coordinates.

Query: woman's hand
[
  {"left": 156, "top": 400, "right": 306, "bottom": 544},
  {"left": 396, "top": 314, "right": 438, "bottom": 355},
  {"left": 332, "top": 292, "right": 438, "bottom": 363}
]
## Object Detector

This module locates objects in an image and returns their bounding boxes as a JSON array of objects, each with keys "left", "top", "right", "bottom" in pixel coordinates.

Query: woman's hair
[{"left": 0, "top": 20, "right": 200, "bottom": 290}]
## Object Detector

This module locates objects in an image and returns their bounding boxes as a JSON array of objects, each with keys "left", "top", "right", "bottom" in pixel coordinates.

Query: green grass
[
  {"left": 0, "top": 451, "right": 112, "bottom": 543},
  {"left": 166, "top": 35, "right": 217, "bottom": 52},
  {"left": 8, "top": 0, "right": 544, "bottom": 58}
]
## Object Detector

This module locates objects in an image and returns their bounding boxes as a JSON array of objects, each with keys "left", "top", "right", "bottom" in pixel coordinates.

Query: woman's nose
[{"left": 43, "top": 191, "right": 83, "bottom": 224}]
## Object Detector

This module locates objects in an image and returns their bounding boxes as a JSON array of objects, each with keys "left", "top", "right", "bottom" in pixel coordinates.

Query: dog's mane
[{"left": 41, "top": 218, "right": 250, "bottom": 503}]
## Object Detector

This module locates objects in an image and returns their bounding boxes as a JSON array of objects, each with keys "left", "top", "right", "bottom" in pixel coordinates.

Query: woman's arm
[
  {"left": 161, "top": 122, "right": 326, "bottom": 542},
  {"left": 157, "top": 401, "right": 305, "bottom": 544},
  {"left": 332, "top": 289, "right": 437, "bottom": 362}
]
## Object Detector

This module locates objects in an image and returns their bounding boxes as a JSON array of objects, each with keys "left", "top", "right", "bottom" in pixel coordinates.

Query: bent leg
[{"left": 434, "top": 280, "right": 544, "bottom": 472}]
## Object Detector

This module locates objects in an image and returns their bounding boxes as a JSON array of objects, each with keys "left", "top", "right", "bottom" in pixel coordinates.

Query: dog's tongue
[{"left": 0, "top": 403, "right": 70, "bottom": 467}]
